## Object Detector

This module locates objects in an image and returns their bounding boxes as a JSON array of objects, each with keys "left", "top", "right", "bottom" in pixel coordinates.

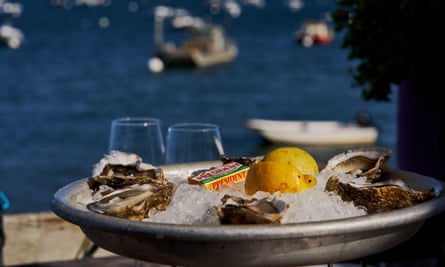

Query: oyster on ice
[
  {"left": 86, "top": 151, "right": 174, "bottom": 220},
  {"left": 87, "top": 183, "right": 174, "bottom": 220},
  {"left": 324, "top": 147, "right": 436, "bottom": 213},
  {"left": 324, "top": 147, "right": 392, "bottom": 182},
  {"left": 325, "top": 175, "right": 436, "bottom": 213},
  {"left": 215, "top": 194, "right": 289, "bottom": 224},
  {"left": 87, "top": 150, "right": 164, "bottom": 191}
]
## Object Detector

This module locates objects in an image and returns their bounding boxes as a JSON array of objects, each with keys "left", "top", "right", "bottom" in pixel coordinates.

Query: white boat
[
  {"left": 294, "top": 20, "right": 334, "bottom": 47},
  {"left": 154, "top": 24, "right": 237, "bottom": 68},
  {"left": 0, "top": 0, "right": 24, "bottom": 49},
  {"left": 148, "top": 6, "right": 237, "bottom": 73},
  {"left": 245, "top": 118, "right": 378, "bottom": 146},
  {"left": 0, "top": 0, "right": 23, "bottom": 18},
  {"left": 0, "top": 23, "right": 23, "bottom": 49}
]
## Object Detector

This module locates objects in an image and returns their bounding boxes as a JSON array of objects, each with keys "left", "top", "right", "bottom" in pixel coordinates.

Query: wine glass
[
  {"left": 165, "top": 123, "right": 224, "bottom": 164},
  {"left": 108, "top": 117, "right": 165, "bottom": 165},
  {"left": 108, "top": 117, "right": 165, "bottom": 266}
]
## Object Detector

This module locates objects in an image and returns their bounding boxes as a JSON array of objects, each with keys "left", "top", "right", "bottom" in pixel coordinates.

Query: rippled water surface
[{"left": 0, "top": 0, "right": 397, "bottom": 213}]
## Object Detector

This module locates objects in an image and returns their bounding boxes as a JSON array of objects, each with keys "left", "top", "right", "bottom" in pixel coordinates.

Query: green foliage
[{"left": 332, "top": 0, "right": 440, "bottom": 101}]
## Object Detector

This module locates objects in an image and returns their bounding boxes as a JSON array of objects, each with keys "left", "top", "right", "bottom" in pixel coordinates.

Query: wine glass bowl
[
  {"left": 165, "top": 123, "right": 224, "bottom": 164},
  {"left": 108, "top": 117, "right": 165, "bottom": 166}
]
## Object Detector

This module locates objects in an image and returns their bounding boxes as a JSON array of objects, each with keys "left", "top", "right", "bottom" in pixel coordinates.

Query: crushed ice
[
  {"left": 142, "top": 168, "right": 367, "bottom": 225},
  {"left": 77, "top": 164, "right": 367, "bottom": 224}
]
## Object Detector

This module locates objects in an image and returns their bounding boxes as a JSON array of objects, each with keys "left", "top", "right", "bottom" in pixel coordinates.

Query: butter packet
[{"left": 188, "top": 162, "right": 249, "bottom": 191}]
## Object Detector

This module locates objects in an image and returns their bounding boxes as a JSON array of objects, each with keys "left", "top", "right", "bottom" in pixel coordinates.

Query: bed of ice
[
  {"left": 143, "top": 167, "right": 367, "bottom": 225},
  {"left": 76, "top": 161, "right": 368, "bottom": 225}
]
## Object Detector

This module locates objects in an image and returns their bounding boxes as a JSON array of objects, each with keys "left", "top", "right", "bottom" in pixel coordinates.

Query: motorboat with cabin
[{"left": 148, "top": 6, "right": 237, "bottom": 73}]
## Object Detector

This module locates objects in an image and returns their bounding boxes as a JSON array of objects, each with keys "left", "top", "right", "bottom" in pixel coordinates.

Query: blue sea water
[{"left": 0, "top": 0, "right": 398, "bottom": 214}]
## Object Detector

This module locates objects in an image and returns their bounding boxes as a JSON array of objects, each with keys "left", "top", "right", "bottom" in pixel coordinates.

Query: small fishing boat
[
  {"left": 246, "top": 118, "right": 378, "bottom": 146},
  {"left": 294, "top": 20, "right": 334, "bottom": 47},
  {"left": 0, "top": 23, "right": 23, "bottom": 49},
  {"left": 0, "top": 0, "right": 24, "bottom": 49},
  {"left": 0, "top": 0, "right": 23, "bottom": 18},
  {"left": 148, "top": 6, "right": 237, "bottom": 73},
  {"left": 154, "top": 24, "right": 237, "bottom": 69}
]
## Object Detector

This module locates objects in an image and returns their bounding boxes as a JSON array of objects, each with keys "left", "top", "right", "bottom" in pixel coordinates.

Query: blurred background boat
[
  {"left": 294, "top": 19, "right": 334, "bottom": 47},
  {"left": 0, "top": 0, "right": 22, "bottom": 17},
  {"left": 50, "top": 0, "right": 112, "bottom": 8},
  {"left": 0, "top": 23, "right": 23, "bottom": 48},
  {"left": 149, "top": 5, "right": 237, "bottom": 72},
  {"left": 246, "top": 118, "right": 378, "bottom": 146},
  {"left": 0, "top": 0, "right": 23, "bottom": 49}
]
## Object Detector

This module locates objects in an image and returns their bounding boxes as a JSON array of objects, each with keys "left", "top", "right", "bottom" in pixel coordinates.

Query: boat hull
[
  {"left": 246, "top": 119, "right": 378, "bottom": 146},
  {"left": 157, "top": 43, "right": 237, "bottom": 68}
]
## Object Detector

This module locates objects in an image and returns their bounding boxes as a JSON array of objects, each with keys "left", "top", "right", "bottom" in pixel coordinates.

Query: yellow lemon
[
  {"left": 262, "top": 146, "right": 319, "bottom": 176},
  {"left": 244, "top": 161, "right": 316, "bottom": 195}
]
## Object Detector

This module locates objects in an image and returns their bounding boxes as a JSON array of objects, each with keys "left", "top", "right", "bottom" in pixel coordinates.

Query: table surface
[
  {"left": 7, "top": 256, "right": 168, "bottom": 267},
  {"left": 7, "top": 256, "right": 439, "bottom": 267}
]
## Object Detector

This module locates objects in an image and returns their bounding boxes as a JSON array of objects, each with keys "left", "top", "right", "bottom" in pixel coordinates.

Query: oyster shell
[
  {"left": 220, "top": 155, "right": 262, "bottom": 167},
  {"left": 325, "top": 175, "right": 436, "bottom": 213},
  {"left": 87, "top": 184, "right": 168, "bottom": 220},
  {"left": 92, "top": 150, "right": 154, "bottom": 176},
  {"left": 215, "top": 194, "right": 289, "bottom": 224},
  {"left": 87, "top": 150, "right": 164, "bottom": 192},
  {"left": 324, "top": 147, "right": 392, "bottom": 182},
  {"left": 86, "top": 151, "right": 174, "bottom": 220}
]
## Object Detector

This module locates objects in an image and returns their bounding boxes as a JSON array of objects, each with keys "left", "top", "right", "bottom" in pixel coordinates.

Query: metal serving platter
[{"left": 51, "top": 162, "right": 445, "bottom": 267}]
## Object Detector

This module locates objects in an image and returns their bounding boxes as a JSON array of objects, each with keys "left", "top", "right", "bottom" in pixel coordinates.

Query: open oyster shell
[
  {"left": 87, "top": 184, "right": 174, "bottom": 220},
  {"left": 325, "top": 175, "right": 436, "bottom": 213},
  {"left": 324, "top": 147, "right": 392, "bottom": 182},
  {"left": 215, "top": 194, "right": 289, "bottom": 224},
  {"left": 324, "top": 147, "right": 436, "bottom": 213},
  {"left": 88, "top": 150, "right": 164, "bottom": 191},
  {"left": 86, "top": 151, "right": 173, "bottom": 220}
]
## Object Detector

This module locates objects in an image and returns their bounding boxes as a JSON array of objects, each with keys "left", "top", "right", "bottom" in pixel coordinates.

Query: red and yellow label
[{"left": 188, "top": 162, "right": 249, "bottom": 191}]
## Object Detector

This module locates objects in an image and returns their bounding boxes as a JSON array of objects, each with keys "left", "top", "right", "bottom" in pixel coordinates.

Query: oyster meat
[
  {"left": 86, "top": 151, "right": 174, "bottom": 220},
  {"left": 87, "top": 184, "right": 173, "bottom": 220},
  {"left": 324, "top": 147, "right": 392, "bottom": 182},
  {"left": 215, "top": 194, "right": 289, "bottom": 224}
]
